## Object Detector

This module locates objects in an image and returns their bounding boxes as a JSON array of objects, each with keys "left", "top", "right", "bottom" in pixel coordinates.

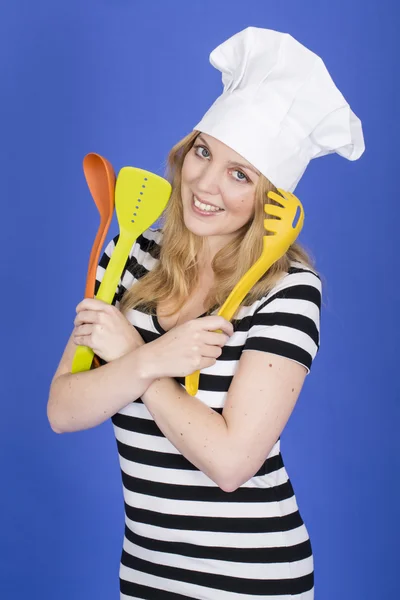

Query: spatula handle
[
  {"left": 95, "top": 231, "right": 133, "bottom": 304},
  {"left": 71, "top": 231, "right": 136, "bottom": 374},
  {"left": 71, "top": 344, "right": 95, "bottom": 373}
]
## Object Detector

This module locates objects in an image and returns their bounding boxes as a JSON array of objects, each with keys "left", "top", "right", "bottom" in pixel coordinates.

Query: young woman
[{"left": 47, "top": 25, "right": 363, "bottom": 600}]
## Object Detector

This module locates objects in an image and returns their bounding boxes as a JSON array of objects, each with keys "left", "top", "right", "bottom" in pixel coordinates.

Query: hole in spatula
[
  {"left": 292, "top": 205, "right": 301, "bottom": 229},
  {"left": 132, "top": 179, "right": 147, "bottom": 222}
]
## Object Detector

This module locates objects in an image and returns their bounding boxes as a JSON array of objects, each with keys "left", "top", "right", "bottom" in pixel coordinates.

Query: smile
[{"left": 192, "top": 195, "right": 225, "bottom": 216}]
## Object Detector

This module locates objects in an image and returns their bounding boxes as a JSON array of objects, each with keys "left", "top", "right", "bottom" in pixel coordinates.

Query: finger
[
  {"left": 74, "top": 310, "right": 101, "bottom": 326},
  {"left": 204, "top": 331, "right": 231, "bottom": 347},
  {"left": 201, "top": 356, "right": 218, "bottom": 369},
  {"left": 76, "top": 298, "right": 113, "bottom": 313},
  {"left": 73, "top": 334, "right": 92, "bottom": 347},
  {"left": 74, "top": 324, "right": 93, "bottom": 337},
  {"left": 200, "top": 344, "right": 223, "bottom": 359},
  {"left": 204, "top": 316, "right": 234, "bottom": 337}
]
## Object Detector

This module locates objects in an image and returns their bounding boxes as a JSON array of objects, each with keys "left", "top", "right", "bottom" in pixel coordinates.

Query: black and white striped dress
[{"left": 94, "top": 227, "right": 322, "bottom": 600}]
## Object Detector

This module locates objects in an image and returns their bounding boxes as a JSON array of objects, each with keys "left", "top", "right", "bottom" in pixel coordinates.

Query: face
[{"left": 181, "top": 132, "right": 260, "bottom": 258}]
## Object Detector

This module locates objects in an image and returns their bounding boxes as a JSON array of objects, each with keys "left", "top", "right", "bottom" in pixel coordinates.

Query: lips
[{"left": 193, "top": 195, "right": 224, "bottom": 210}]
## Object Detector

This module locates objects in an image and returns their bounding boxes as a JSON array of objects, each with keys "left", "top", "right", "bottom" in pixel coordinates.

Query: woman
[{"left": 47, "top": 27, "right": 364, "bottom": 600}]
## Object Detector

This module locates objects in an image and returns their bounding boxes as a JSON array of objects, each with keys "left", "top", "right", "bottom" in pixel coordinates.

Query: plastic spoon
[
  {"left": 75, "top": 153, "right": 116, "bottom": 370},
  {"left": 82, "top": 152, "right": 116, "bottom": 299}
]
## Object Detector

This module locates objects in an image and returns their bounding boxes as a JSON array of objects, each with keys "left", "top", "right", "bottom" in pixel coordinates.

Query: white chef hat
[{"left": 193, "top": 27, "right": 365, "bottom": 192}]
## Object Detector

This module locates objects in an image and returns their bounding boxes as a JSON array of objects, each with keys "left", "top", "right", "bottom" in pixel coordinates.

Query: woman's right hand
[{"left": 138, "top": 315, "right": 234, "bottom": 379}]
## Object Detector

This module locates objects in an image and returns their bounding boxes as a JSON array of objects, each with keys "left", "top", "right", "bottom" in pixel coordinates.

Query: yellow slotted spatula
[
  {"left": 71, "top": 166, "right": 172, "bottom": 373},
  {"left": 185, "top": 188, "right": 305, "bottom": 397}
]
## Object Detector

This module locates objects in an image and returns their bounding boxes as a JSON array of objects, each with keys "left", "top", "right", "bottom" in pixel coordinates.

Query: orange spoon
[{"left": 81, "top": 152, "right": 116, "bottom": 368}]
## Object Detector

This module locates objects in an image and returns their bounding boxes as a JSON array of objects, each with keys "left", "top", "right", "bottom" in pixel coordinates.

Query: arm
[
  {"left": 140, "top": 350, "right": 307, "bottom": 492},
  {"left": 47, "top": 331, "right": 155, "bottom": 434},
  {"left": 139, "top": 269, "right": 321, "bottom": 492}
]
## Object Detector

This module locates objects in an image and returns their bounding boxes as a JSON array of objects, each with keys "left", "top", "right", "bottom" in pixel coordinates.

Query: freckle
[{"left": 188, "top": 422, "right": 191, "bottom": 425}]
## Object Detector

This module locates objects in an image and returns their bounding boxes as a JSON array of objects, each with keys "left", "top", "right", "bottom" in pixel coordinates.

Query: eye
[
  {"left": 194, "top": 144, "right": 210, "bottom": 159},
  {"left": 193, "top": 144, "right": 250, "bottom": 183},
  {"left": 232, "top": 169, "right": 250, "bottom": 183}
]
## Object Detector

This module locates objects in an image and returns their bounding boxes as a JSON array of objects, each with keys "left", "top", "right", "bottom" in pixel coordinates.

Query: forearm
[
  {"left": 141, "top": 377, "right": 233, "bottom": 491},
  {"left": 48, "top": 346, "right": 155, "bottom": 434}
]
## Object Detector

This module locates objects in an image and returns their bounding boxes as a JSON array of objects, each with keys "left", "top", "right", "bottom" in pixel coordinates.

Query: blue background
[{"left": 0, "top": 0, "right": 397, "bottom": 598}]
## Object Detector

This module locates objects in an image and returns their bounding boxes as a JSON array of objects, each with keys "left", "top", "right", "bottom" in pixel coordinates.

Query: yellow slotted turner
[
  {"left": 185, "top": 188, "right": 305, "bottom": 397},
  {"left": 71, "top": 166, "right": 172, "bottom": 373}
]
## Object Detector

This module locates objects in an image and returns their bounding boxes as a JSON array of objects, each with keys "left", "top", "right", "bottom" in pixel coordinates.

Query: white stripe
[
  {"left": 118, "top": 402, "right": 154, "bottom": 420},
  {"left": 120, "top": 564, "right": 313, "bottom": 600},
  {"left": 122, "top": 489, "right": 299, "bottom": 519},
  {"left": 118, "top": 456, "right": 286, "bottom": 488},
  {"left": 123, "top": 536, "right": 313, "bottom": 580},
  {"left": 271, "top": 269, "right": 321, "bottom": 295},
  {"left": 256, "top": 296, "right": 319, "bottom": 322},
  {"left": 114, "top": 424, "right": 180, "bottom": 454},
  {"left": 245, "top": 322, "right": 317, "bottom": 357},
  {"left": 126, "top": 517, "right": 311, "bottom": 549},
  {"left": 125, "top": 308, "right": 153, "bottom": 331}
]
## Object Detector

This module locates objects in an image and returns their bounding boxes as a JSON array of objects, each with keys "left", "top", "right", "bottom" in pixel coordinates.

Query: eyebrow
[{"left": 197, "top": 135, "right": 260, "bottom": 176}]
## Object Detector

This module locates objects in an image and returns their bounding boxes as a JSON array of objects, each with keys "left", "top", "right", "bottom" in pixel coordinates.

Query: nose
[{"left": 195, "top": 162, "right": 221, "bottom": 196}]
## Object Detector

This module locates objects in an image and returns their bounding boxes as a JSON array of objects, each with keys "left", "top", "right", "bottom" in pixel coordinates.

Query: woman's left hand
[{"left": 73, "top": 298, "right": 145, "bottom": 362}]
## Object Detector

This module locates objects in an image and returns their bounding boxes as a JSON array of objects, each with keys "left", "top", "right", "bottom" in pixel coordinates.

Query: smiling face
[{"left": 181, "top": 132, "right": 261, "bottom": 258}]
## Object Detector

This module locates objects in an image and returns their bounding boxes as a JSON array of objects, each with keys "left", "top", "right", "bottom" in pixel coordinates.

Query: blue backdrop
[{"left": 0, "top": 1, "right": 397, "bottom": 598}]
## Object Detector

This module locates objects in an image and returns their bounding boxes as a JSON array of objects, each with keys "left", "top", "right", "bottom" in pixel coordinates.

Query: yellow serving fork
[{"left": 184, "top": 188, "right": 305, "bottom": 396}]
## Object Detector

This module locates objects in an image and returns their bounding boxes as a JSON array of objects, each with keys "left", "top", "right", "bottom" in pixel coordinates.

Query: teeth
[{"left": 193, "top": 196, "right": 223, "bottom": 212}]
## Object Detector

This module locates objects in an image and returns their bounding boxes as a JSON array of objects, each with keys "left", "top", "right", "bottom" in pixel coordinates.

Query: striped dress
[{"left": 94, "top": 227, "right": 322, "bottom": 600}]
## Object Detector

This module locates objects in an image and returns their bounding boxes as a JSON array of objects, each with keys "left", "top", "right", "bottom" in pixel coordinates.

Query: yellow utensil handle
[
  {"left": 71, "top": 344, "right": 95, "bottom": 373},
  {"left": 71, "top": 231, "right": 136, "bottom": 374},
  {"left": 96, "top": 231, "right": 134, "bottom": 303},
  {"left": 185, "top": 237, "right": 285, "bottom": 396},
  {"left": 185, "top": 370, "right": 200, "bottom": 397}
]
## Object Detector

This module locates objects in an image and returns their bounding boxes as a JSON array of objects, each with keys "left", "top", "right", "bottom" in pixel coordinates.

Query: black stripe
[
  {"left": 243, "top": 337, "right": 312, "bottom": 370},
  {"left": 124, "top": 501, "right": 305, "bottom": 533},
  {"left": 120, "top": 578, "right": 194, "bottom": 600},
  {"left": 248, "top": 310, "right": 319, "bottom": 346},
  {"left": 115, "top": 439, "right": 272, "bottom": 477},
  {"left": 121, "top": 551, "right": 314, "bottom": 596},
  {"left": 288, "top": 264, "right": 321, "bottom": 280},
  {"left": 124, "top": 255, "right": 151, "bottom": 281},
  {"left": 113, "top": 413, "right": 165, "bottom": 437},
  {"left": 259, "top": 283, "right": 322, "bottom": 311},
  {"left": 124, "top": 524, "right": 313, "bottom": 564},
  {"left": 121, "top": 472, "right": 295, "bottom": 503}
]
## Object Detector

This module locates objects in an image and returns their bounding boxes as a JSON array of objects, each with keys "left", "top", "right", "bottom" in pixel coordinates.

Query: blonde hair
[{"left": 119, "top": 130, "right": 317, "bottom": 320}]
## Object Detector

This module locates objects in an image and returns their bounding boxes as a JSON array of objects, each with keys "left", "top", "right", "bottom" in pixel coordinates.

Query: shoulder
[
  {"left": 242, "top": 261, "right": 322, "bottom": 373},
  {"left": 282, "top": 260, "right": 321, "bottom": 297},
  {"left": 259, "top": 260, "right": 322, "bottom": 311}
]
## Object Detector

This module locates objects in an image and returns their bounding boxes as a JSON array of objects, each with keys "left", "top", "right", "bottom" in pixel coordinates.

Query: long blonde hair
[{"left": 119, "top": 130, "right": 317, "bottom": 319}]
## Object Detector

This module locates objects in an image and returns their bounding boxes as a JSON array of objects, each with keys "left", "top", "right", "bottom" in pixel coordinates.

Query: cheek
[
  {"left": 181, "top": 154, "right": 199, "bottom": 184},
  {"left": 223, "top": 189, "right": 255, "bottom": 215}
]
